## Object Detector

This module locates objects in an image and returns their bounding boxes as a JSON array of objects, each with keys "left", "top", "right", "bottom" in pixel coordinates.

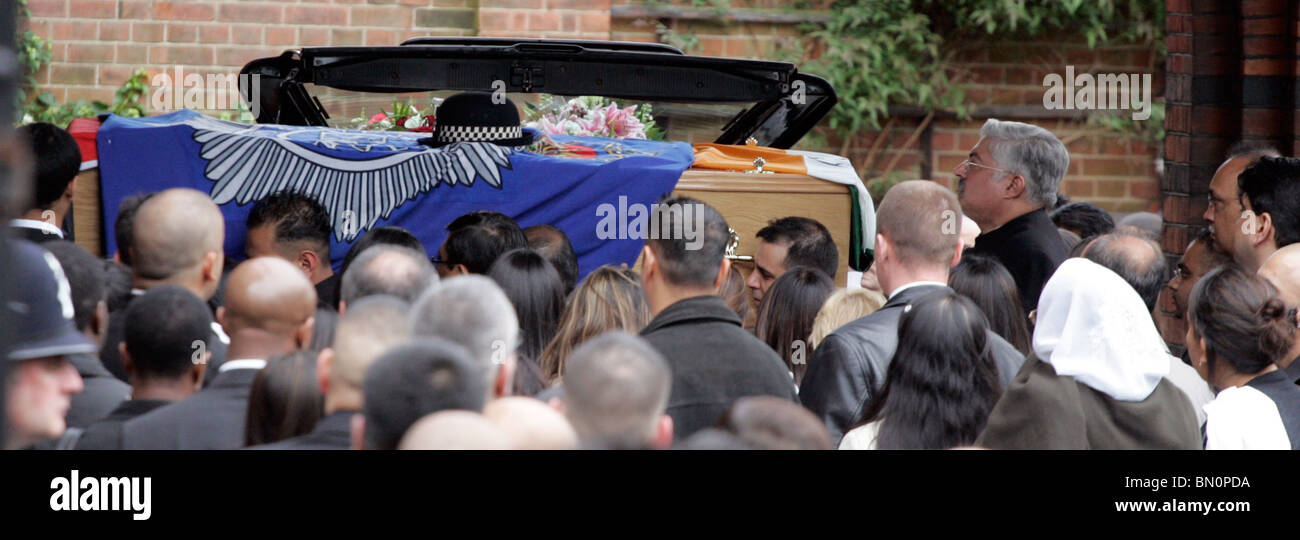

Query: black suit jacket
[
  {"left": 316, "top": 273, "right": 340, "bottom": 310},
  {"left": 966, "top": 208, "right": 1066, "bottom": 314},
  {"left": 66, "top": 353, "right": 131, "bottom": 429},
  {"left": 640, "top": 295, "right": 798, "bottom": 441},
  {"left": 799, "top": 284, "right": 1026, "bottom": 445},
  {"left": 247, "top": 410, "right": 354, "bottom": 450},
  {"left": 121, "top": 367, "right": 260, "bottom": 450},
  {"left": 73, "top": 399, "right": 171, "bottom": 450}
]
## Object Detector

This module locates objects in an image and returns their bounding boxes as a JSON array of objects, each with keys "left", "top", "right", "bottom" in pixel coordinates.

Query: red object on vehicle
[{"left": 67, "top": 117, "right": 101, "bottom": 171}]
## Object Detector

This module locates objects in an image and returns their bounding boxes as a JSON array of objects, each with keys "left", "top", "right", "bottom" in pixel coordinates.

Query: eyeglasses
[{"left": 957, "top": 159, "right": 1015, "bottom": 176}]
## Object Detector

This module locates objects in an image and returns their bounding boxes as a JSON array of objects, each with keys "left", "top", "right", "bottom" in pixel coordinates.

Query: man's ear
[
  {"left": 1256, "top": 212, "right": 1275, "bottom": 247},
  {"left": 90, "top": 300, "right": 109, "bottom": 341},
  {"left": 216, "top": 306, "right": 227, "bottom": 330},
  {"left": 296, "top": 316, "right": 316, "bottom": 349},
  {"left": 874, "top": 233, "right": 891, "bottom": 262},
  {"left": 350, "top": 413, "right": 366, "bottom": 450},
  {"left": 652, "top": 415, "right": 674, "bottom": 449},
  {"left": 317, "top": 348, "right": 333, "bottom": 396},
  {"left": 494, "top": 353, "right": 517, "bottom": 399},
  {"left": 296, "top": 249, "right": 319, "bottom": 277},
  {"left": 451, "top": 263, "right": 468, "bottom": 276},
  {"left": 120, "top": 343, "right": 135, "bottom": 379},
  {"left": 712, "top": 257, "right": 732, "bottom": 291},
  {"left": 191, "top": 359, "right": 208, "bottom": 390},
  {"left": 1003, "top": 173, "right": 1027, "bottom": 199},
  {"left": 950, "top": 240, "right": 965, "bottom": 268},
  {"left": 641, "top": 244, "right": 657, "bottom": 281},
  {"left": 337, "top": 300, "right": 347, "bottom": 316},
  {"left": 202, "top": 251, "right": 221, "bottom": 283}
]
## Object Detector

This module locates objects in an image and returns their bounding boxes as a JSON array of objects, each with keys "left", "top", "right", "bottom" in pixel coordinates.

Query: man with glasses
[
  {"left": 955, "top": 119, "right": 1070, "bottom": 314},
  {"left": 1201, "top": 142, "right": 1280, "bottom": 258}
]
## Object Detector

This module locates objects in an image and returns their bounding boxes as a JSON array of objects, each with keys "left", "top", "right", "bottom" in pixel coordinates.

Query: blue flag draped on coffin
[{"left": 96, "top": 110, "right": 693, "bottom": 278}]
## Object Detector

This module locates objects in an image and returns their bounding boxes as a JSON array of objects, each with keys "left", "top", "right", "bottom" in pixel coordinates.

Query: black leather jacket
[{"left": 799, "top": 283, "right": 1025, "bottom": 445}]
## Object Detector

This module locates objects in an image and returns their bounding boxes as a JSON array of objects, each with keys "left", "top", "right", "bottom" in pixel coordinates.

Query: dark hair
[
  {"left": 102, "top": 259, "right": 135, "bottom": 313},
  {"left": 524, "top": 224, "right": 579, "bottom": 296},
  {"left": 754, "top": 266, "right": 834, "bottom": 384},
  {"left": 308, "top": 307, "right": 338, "bottom": 353},
  {"left": 1188, "top": 264, "right": 1295, "bottom": 376},
  {"left": 861, "top": 289, "right": 1002, "bottom": 450},
  {"left": 123, "top": 285, "right": 213, "bottom": 380},
  {"left": 244, "top": 351, "right": 323, "bottom": 446},
  {"left": 42, "top": 241, "right": 104, "bottom": 332},
  {"left": 756, "top": 216, "right": 839, "bottom": 280},
  {"left": 246, "top": 191, "right": 332, "bottom": 258},
  {"left": 340, "top": 245, "right": 437, "bottom": 305},
  {"left": 441, "top": 210, "right": 527, "bottom": 275},
  {"left": 339, "top": 226, "right": 425, "bottom": 281},
  {"left": 1238, "top": 156, "right": 1300, "bottom": 248},
  {"left": 362, "top": 338, "right": 488, "bottom": 450},
  {"left": 644, "top": 196, "right": 730, "bottom": 288},
  {"left": 488, "top": 248, "right": 566, "bottom": 396},
  {"left": 17, "top": 122, "right": 81, "bottom": 209},
  {"left": 1083, "top": 230, "right": 1168, "bottom": 312},
  {"left": 949, "top": 253, "right": 1031, "bottom": 355},
  {"left": 1050, "top": 201, "right": 1115, "bottom": 240},
  {"left": 113, "top": 192, "right": 155, "bottom": 267}
]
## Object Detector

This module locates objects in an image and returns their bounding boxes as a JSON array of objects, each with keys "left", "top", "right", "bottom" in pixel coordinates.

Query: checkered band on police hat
[{"left": 437, "top": 125, "right": 523, "bottom": 143}]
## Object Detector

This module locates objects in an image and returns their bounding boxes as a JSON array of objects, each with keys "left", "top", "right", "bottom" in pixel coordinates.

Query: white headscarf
[{"left": 1032, "top": 258, "right": 1169, "bottom": 401}]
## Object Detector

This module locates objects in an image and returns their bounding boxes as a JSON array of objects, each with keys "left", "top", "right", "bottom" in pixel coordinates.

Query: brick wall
[
  {"left": 24, "top": 0, "right": 1162, "bottom": 212},
  {"left": 1158, "top": 0, "right": 1300, "bottom": 351}
]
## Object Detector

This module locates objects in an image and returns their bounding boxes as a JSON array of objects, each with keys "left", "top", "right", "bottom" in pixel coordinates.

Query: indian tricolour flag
[{"left": 692, "top": 143, "right": 876, "bottom": 271}]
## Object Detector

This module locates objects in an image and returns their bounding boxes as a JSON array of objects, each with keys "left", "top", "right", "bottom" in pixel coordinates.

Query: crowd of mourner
[{"left": 7, "top": 117, "right": 1300, "bottom": 450}]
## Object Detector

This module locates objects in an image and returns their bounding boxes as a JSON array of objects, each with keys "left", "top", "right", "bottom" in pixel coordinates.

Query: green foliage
[
  {"left": 803, "top": 0, "right": 1166, "bottom": 140},
  {"left": 15, "top": 1, "right": 151, "bottom": 125},
  {"left": 24, "top": 69, "right": 150, "bottom": 126},
  {"left": 805, "top": 2, "right": 967, "bottom": 136},
  {"left": 946, "top": 0, "right": 1165, "bottom": 51}
]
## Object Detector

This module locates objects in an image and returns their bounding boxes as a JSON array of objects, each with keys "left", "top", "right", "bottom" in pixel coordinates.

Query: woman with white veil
[{"left": 976, "top": 258, "right": 1201, "bottom": 449}]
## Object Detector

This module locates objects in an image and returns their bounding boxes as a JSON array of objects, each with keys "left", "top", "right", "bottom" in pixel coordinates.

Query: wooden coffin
[{"left": 671, "top": 168, "right": 854, "bottom": 285}]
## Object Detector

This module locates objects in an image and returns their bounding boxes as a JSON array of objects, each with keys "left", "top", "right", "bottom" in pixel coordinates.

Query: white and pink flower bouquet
[{"left": 525, "top": 95, "right": 662, "bottom": 140}]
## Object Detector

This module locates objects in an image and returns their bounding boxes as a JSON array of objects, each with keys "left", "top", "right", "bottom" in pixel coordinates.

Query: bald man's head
[
  {"left": 1260, "top": 244, "right": 1300, "bottom": 308},
  {"left": 221, "top": 257, "right": 317, "bottom": 338},
  {"left": 482, "top": 397, "right": 578, "bottom": 450},
  {"left": 397, "top": 411, "right": 512, "bottom": 450},
  {"left": 130, "top": 188, "right": 225, "bottom": 296},
  {"left": 1083, "top": 230, "right": 1167, "bottom": 312}
]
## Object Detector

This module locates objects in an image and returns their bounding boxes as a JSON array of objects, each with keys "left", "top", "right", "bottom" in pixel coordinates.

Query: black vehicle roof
[{"left": 239, "top": 37, "right": 836, "bottom": 149}]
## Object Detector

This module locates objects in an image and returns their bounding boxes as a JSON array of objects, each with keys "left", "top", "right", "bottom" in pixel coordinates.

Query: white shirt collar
[
  {"left": 887, "top": 281, "right": 947, "bottom": 300},
  {"left": 218, "top": 359, "right": 267, "bottom": 373},
  {"left": 10, "top": 219, "right": 64, "bottom": 238}
]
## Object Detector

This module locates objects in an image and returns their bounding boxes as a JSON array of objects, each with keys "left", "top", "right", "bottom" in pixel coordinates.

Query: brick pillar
[{"left": 1160, "top": 0, "right": 1300, "bottom": 348}]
